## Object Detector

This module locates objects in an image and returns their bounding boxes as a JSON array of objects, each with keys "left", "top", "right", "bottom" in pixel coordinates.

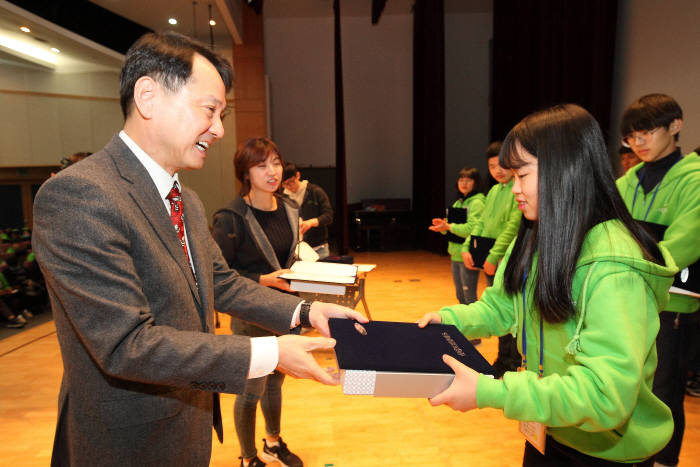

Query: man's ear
[
  {"left": 132, "top": 76, "right": 158, "bottom": 119},
  {"left": 669, "top": 118, "right": 683, "bottom": 135}
]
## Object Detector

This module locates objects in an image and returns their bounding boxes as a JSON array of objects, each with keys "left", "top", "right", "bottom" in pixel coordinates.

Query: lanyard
[
  {"left": 521, "top": 272, "right": 544, "bottom": 377},
  {"left": 631, "top": 173, "right": 661, "bottom": 222}
]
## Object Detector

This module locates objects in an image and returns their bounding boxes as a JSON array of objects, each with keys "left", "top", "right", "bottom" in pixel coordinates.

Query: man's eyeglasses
[{"left": 621, "top": 127, "right": 661, "bottom": 148}]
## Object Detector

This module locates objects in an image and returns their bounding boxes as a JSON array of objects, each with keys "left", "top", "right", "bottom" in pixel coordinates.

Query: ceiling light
[
  {"left": 50, "top": 47, "right": 60, "bottom": 53},
  {"left": 0, "top": 33, "right": 57, "bottom": 65},
  {"left": 20, "top": 26, "right": 31, "bottom": 33},
  {"left": 209, "top": 19, "right": 216, "bottom": 26},
  {"left": 168, "top": 18, "right": 177, "bottom": 25}
]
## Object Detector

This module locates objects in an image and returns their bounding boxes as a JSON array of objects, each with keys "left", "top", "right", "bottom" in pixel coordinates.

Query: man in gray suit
[{"left": 32, "top": 32, "right": 365, "bottom": 467}]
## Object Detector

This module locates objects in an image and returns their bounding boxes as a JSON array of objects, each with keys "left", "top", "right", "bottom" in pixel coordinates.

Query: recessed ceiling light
[
  {"left": 168, "top": 18, "right": 177, "bottom": 25},
  {"left": 50, "top": 47, "right": 60, "bottom": 53},
  {"left": 209, "top": 19, "right": 216, "bottom": 26},
  {"left": 20, "top": 26, "right": 31, "bottom": 33}
]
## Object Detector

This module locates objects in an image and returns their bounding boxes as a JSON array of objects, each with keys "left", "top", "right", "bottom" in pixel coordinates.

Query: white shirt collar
[{"left": 119, "top": 130, "right": 180, "bottom": 201}]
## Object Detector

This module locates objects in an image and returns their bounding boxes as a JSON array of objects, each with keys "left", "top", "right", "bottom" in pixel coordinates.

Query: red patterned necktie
[{"left": 166, "top": 182, "right": 194, "bottom": 276}]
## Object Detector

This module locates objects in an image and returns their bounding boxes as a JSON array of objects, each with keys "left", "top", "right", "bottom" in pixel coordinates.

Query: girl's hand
[
  {"left": 482, "top": 260, "right": 497, "bottom": 276},
  {"left": 260, "top": 269, "right": 292, "bottom": 291},
  {"left": 462, "top": 251, "right": 477, "bottom": 270},
  {"left": 429, "top": 354, "right": 479, "bottom": 412},
  {"left": 428, "top": 218, "right": 450, "bottom": 232},
  {"left": 417, "top": 312, "right": 442, "bottom": 328}
]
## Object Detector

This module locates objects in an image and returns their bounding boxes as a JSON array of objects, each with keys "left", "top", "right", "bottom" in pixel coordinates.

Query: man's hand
[
  {"left": 462, "top": 251, "right": 477, "bottom": 270},
  {"left": 276, "top": 335, "right": 338, "bottom": 385},
  {"left": 428, "top": 218, "right": 450, "bottom": 232},
  {"left": 299, "top": 218, "right": 319, "bottom": 235},
  {"left": 482, "top": 260, "right": 497, "bottom": 276},
  {"left": 428, "top": 354, "right": 479, "bottom": 412},
  {"left": 308, "top": 302, "right": 369, "bottom": 337},
  {"left": 416, "top": 312, "right": 442, "bottom": 328},
  {"left": 259, "top": 269, "right": 292, "bottom": 291}
]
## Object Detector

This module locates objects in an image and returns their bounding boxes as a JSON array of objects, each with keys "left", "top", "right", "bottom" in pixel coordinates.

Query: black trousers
[
  {"left": 522, "top": 437, "right": 654, "bottom": 467},
  {"left": 652, "top": 311, "right": 699, "bottom": 466}
]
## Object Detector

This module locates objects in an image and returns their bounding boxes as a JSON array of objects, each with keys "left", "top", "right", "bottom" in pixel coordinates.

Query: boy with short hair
[
  {"left": 462, "top": 141, "right": 522, "bottom": 377},
  {"left": 617, "top": 93, "right": 700, "bottom": 467}
]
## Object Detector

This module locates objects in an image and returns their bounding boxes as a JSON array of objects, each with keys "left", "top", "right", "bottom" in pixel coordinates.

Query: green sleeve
[
  {"left": 450, "top": 197, "right": 485, "bottom": 239},
  {"left": 438, "top": 257, "right": 516, "bottom": 339},
  {"left": 477, "top": 270, "right": 654, "bottom": 431},
  {"left": 486, "top": 198, "right": 522, "bottom": 265},
  {"left": 659, "top": 175, "right": 700, "bottom": 270}
]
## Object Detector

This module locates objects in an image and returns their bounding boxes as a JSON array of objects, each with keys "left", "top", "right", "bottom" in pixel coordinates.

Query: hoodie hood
[{"left": 576, "top": 220, "right": 678, "bottom": 310}]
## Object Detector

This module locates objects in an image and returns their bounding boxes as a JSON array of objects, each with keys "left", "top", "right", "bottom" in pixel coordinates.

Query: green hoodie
[
  {"left": 617, "top": 151, "right": 700, "bottom": 313},
  {"left": 444, "top": 193, "right": 486, "bottom": 261},
  {"left": 439, "top": 220, "right": 678, "bottom": 462},
  {"left": 464, "top": 180, "right": 522, "bottom": 265}
]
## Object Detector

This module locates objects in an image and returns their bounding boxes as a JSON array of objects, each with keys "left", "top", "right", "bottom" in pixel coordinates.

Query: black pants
[
  {"left": 652, "top": 311, "right": 699, "bottom": 466},
  {"left": 523, "top": 437, "right": 654, "bottom": 467}
]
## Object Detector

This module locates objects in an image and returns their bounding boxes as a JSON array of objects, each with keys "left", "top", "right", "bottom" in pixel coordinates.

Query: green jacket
[
  {"left": 617, "top": 151, "right": 700, "bottom": 313},
  {"left": 444, "top": 194, "right": 486, "bottom": 261},
  {"left": 439, "top": 220, "right": 677, "bottom": 462},
  {"left": 464, "top": 180, "right": 522, "bottom": 265}
]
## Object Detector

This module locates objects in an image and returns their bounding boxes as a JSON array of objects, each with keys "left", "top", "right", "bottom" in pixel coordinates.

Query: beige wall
[
  {"left": 264, "top": 12, "right": 414, "bottom": 203},
  {"left": 610, "top": 0, "right": 700, "bottom": 153},
  {"left": 0, "top": 57, "right": 238, "bottom": 224}
]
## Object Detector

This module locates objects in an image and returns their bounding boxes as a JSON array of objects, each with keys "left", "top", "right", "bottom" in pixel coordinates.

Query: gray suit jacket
[{"left": 32, "top": 135, "right": 302, "bottom": 466}]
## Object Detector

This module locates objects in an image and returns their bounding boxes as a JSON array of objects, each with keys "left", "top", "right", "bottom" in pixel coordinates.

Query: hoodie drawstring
[{"left": 565, "top": 262, "right": 599, "bottom": 356}]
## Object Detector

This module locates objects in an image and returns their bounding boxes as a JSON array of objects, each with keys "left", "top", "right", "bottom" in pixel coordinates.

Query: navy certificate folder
[
  {"left": 445, "top": 207, "right": 467, "bottom": 244},
  {"left": 329, "top": 319, "right": 494, "bottom": 376},
  {"left": 469, "top": 235, "right": 496, "bottom": 269}
]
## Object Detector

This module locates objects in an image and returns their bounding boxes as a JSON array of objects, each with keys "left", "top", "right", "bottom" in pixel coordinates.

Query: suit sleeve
[{"left": 32, "top": 174, "right": 297, "bottom": 395}]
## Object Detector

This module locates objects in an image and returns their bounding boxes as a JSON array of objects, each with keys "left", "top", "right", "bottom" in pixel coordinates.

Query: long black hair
[{"left": 500, "top": 104, "right": 663, "bottom": 323}]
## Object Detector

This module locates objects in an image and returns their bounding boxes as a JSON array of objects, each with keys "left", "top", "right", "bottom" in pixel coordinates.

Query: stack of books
[{"left": 281, "top": 261, "right": 358, "bottom": 295}]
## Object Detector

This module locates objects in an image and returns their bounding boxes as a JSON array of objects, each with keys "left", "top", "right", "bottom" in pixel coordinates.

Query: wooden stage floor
[{"left": 1, "top": 250, "right": 698, "bottom": 466}]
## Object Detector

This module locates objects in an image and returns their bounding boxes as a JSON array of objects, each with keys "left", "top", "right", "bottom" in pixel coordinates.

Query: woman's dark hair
[
  {"left": 234, "top": 138, "right": 284, "bottom": 195},
  {"left": 456, "top": 167, "right": 484, "bottom": 199},
  {"left": 621, "top": 93, "right": 683, "bottom": 142},
  {"left": 120, "top": 31, "right": 233, "bottom": 118},
  {"left": 500, "top": 104, "right": 663, "bottom": 323}
]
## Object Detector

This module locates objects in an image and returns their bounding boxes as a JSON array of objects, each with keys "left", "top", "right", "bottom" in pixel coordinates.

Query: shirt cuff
[
  {"left": 248, "top": 336, "right": 279, "bottom": 379},
  {"left": 291, "top": 300, "right": 304, "bottom": 328}
]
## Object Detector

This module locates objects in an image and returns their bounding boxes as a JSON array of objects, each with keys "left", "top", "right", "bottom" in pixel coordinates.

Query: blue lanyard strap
[
  {"left": 521, "top": 272, "right": 544, "bottom": 377},
  {"left": 631, "top": 174, "right": 662, "bottom": 222}
]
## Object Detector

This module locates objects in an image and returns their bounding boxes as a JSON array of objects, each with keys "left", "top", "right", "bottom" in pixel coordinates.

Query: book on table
[
  {"left": 329, "top": 319, "right": 494, "bottom": 398},
  {"left": 280, "top": 261, "right": 358, "bottom": 296}
]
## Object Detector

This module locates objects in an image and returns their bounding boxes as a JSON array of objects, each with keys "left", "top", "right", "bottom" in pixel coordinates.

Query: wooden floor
[{"left": 1, "top": 250, "right": 698, "bottom": 466}]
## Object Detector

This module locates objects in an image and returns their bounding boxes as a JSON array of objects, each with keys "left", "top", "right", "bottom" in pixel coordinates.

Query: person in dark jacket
[
  {"left": 212, "top": 138, "right": 303, "bottom": 467},
  {"left": 282, "top": 162, "right": 333, "bottom": 258}
]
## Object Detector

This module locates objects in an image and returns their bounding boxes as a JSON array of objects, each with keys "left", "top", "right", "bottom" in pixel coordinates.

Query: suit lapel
[
  {"left": 107, "top": 136, "right": 201, "bottom": 307},
  {"left": 282, "top": 200, "right": 299, "bottom": 268}
]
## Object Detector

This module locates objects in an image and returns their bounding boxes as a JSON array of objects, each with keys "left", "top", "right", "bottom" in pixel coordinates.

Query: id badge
[
  {"left": 519, "top": 420, "right": 547, "bottom": 455},
  {"left": 517, "top": 366, "right": 547, "bottom": 455}
]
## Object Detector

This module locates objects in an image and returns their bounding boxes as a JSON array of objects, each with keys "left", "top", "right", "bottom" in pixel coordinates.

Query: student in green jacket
[
  {"left": 419, "top": 104, "right": 677, "bottom": 465},
  {"left": 616, "top": 93, "right": 700, "bottom": 467},
  {"left": 462, "top": 142, "right": 523, "bottom": 376},
  {"left": 429, "top": 167, "right": 486, "bottom": 307}
]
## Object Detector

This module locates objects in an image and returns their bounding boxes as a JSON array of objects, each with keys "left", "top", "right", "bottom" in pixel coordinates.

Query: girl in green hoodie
[
  {"left": 429, "top": 167, "right": 486, "bottom": 307},
  {"left": 419, "top": 104, "right": 677, "bottom": 465}
]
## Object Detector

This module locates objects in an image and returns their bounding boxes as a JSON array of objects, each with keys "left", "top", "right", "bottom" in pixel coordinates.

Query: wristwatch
[{"left": 299, "top": 300, "right": 313, "bottom": 328}]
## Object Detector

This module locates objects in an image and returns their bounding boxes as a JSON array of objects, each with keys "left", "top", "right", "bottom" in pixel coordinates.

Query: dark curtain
[
  {"left": 333, "top": 0, "right": 349, "bottom": 254},
  {"left": 412, "top": 0, "right": 446, "bottom": 253},
  {"left": 491, "top": 0, "right": 618, "bottom": 142}
]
